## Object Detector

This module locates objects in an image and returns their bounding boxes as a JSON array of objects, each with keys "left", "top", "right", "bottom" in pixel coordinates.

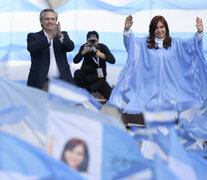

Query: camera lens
[
  {"left": 89, "top": 45, "right": 96, "bottom": 56},
  {"left": 90, "top": 39, "right": 96, "bottom": 44}
]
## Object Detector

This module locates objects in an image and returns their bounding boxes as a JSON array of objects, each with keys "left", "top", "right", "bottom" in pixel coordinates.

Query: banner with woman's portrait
[{"left": 46, "top": 109, "right": 103, "bottom": 180}]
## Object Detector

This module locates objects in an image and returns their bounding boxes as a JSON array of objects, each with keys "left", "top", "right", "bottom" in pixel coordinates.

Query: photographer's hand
[
  {"left": 81, "top": 43, "right": 90, "bottom": 55},
  {"left": 96, "top": 50, "right": 106, "bottom": 59}
]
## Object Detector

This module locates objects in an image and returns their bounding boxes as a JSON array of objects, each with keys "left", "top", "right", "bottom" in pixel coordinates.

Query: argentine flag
[
  {"left": 0, "top": 131, "right": 86, "bottom": 180},
  {"left": 0, "top": 0, "right": 206, "bottom": 86}
]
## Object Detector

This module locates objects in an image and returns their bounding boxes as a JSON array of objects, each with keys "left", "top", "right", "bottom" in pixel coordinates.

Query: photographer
[{"left": 73, "top": 31, "right": 115, "bottom": 100}]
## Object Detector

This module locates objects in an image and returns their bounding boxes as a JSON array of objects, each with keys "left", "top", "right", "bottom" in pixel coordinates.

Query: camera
[{"left": 89, "top": 34, "right": 97, "bottom": 57}]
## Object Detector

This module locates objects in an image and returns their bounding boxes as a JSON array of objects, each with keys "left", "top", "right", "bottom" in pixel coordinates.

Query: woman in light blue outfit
[{"left": 105, "top": 15, "right": 207, "bottom": 114}]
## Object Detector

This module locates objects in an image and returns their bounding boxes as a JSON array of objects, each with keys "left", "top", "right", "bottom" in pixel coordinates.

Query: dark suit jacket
[{"left": 27, "top": 30, "right": 74, "bottom": 89}]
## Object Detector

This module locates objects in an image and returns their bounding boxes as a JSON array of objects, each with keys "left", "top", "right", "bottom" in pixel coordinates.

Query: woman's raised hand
[
  {"left": 125, "top": 15, "right": 133, "bottom": 31},
  {"left": 196, "top": 17, "right": 203, "bottom": 33}
]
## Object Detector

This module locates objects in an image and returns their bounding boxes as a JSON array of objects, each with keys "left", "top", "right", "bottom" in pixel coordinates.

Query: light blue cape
[{"left": 107, "top": 31, "right": 207, "bottom": 113}]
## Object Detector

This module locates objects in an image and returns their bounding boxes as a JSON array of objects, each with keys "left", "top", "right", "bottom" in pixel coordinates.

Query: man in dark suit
[
  {"left": 73, "top": 31, "right": 115, "bottom": 100},
  {"left": 27, "top": 8, "right": 74, "bottom": 91}
]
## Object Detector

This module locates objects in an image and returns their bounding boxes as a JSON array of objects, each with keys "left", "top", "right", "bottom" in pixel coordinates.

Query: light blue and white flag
[
  {"left": 1, "top": 0, "right": 207, "bottom": 86},
  {"left": 143, "top": 103, "right": 178, "bottom": 128},
  {"left": 0, "top": 131, "right": 86, "bottom": 180},
  {"left": 153, "top": 155, "right": 180, "bottom": 180},
  {"left": 168, "top": 129, "right": 198, "bottom": 180},
  {"left": 0, "top": 105, "right": 28, "bottom": 125},
  {"left": 49, "top": 78, "right": 102, "bottom": 111},
  {"left": 0, "top": 77, "right": 48, "bottom": 133},
  {"left": 189, "top": 146, "right": 207, "bottom": 159},
  {"left": 46, "top": 104, "right": 143, "bottom": 180},
  {"left": 0, "top": 0, "right": 41, "bottom": 83},
  {"left": 188, "top": 152, "right": 207, "bottom": 180},
  {"left": 0, "top": 77, "right": 48, "bottom": 148},
  {"left": 113, "top": 160, "right": 153, "bottom": 180},
  {"left": 131, "top": 104, "right": 177, "bottom": 160},
  {"left": 188, "top": 114, "right": 207, "bottom": 139}
]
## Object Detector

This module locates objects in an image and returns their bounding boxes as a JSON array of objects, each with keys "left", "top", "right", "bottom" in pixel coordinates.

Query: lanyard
[{"left": 92, "top": 57, "right": 100, "bottom": 67}]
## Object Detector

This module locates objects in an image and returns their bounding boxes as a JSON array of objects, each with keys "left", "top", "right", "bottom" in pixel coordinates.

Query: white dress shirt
[
  {"left": 155, "top": 36, "right": 165, "bottom": 48},
  {"left": 43, "top": 30, "right": 64, "bottom": 79}
]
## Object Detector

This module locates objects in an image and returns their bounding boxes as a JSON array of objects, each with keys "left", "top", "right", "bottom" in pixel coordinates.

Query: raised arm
[
  {"left": 124, "top": 15, "right": 134, "bottom": 52},
  {"left": 124, "top": 15, "right": 133, "bottom": 31},
  {"left": 195, "top": 17, "right": 204, "bottom": 43},
  {"left": 196, "top": 17, "right": 203, "bottom": 33}
]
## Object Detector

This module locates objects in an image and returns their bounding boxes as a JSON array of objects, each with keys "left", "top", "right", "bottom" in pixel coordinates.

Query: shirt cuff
[
  {"left": 197, "top": 32, "right": 203, "bottom": 40},
  {"left": 58, "top": 34, "right": 64, "bottom": 43}
]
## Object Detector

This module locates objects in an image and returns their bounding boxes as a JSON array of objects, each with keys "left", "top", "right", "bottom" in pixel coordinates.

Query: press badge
[{"left": 97, "top": 68, "right": 104, "bottom": 78}]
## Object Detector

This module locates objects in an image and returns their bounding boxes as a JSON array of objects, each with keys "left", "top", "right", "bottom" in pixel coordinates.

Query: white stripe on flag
[
  {"left": 0, "top": 172, "right": 39, "bottom": 180},
  {"left": 118, "top": 168, "right": 152, "bottom": 180},
  {"left": 1, "top": 9, "right": 207, "bottom": 32},
  {"left": 49, "top": 83, "right": 88, "bottom": 103},
  {"left": 144, "top": 110, "right": 178, "bottom": 122}
]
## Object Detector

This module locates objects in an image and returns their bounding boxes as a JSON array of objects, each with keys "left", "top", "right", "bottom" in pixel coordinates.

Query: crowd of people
[{"left": 27, "top": 8, "right": 207, "bottom": 125}]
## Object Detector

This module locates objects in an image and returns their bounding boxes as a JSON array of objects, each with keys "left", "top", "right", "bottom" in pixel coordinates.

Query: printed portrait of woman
[{"left": 61, "top": 138, "right": 89, "bottom": 172}]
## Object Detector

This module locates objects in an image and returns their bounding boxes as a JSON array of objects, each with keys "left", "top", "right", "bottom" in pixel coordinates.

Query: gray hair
[{"left": 39, "top": 8, "right": 58, "bottom": 21}]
